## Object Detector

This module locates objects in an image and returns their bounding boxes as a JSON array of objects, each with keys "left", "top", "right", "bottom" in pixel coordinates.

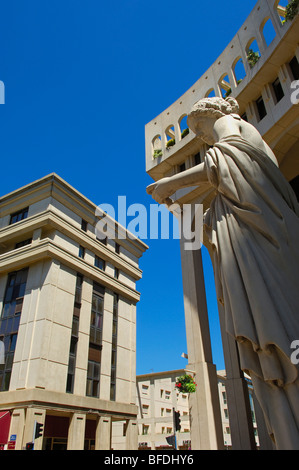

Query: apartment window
[
  {"left": 0, "top": 268, "right": 28, "bottom": 391},
  {"left": 9, "top": 207, "right": 28, "bottom": 225},
  {"left": 110, "top": 293, "right": 118, "bottom": 401},
  {"left": 142, "top": 425, "right": 149, "bottom": 435},
  {"left": 272, "top": 77, "right": 284, "bottom": 103},
  {"left": 15, "top": 238, "right": 32, "bottom": 249},
  {"left": 289, "top": 56, "right": 299, "bottom": 80},
  {"left": 165, "top": 391, "right": 171, "bottom": 400},
  {"left": 114, "top": 268, "right": 119, "bottom": 279},
  {"left": 86, "top": 283, "right": 104, "bottom": 398},
  {"left": 142, "top": 404, "right": 149, "bottom": 415},
  {"left": 222, "top": 391, "right": 227, "bottom": 404},
  {"left": 193, "top": 153, "right": 201, "bottom": 166},
  {"left": 86, "top": 360, "right": 101, "bottom": 398},
  {"left": 224, "top": 408, "right": 229, "bottom": 419},
  {"left": 255, "top": 96, "right": 267, "bottom": 121},
  {"left": 66, "top": 274, "right": 83, "bottom": 393},
  {"left": 179, "top": 162, "right": 186, "bottom": 173},
  {"left": 142, "top": 384, "right": 149, "bottom": 394},
  {"left": 79, "top": 246, "right": 85, "bottom": 259},
  {"left": 81, "top": 219, "right": 88, "bottom": 232},
  {"left": 115, "top": 243, "right": 120, "bottom": 254},
  {"left": 95, "top": 256, "right": 105, "bottom": 271}
]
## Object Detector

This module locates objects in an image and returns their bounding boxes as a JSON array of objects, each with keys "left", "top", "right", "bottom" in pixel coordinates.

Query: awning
[{"left": 0, "top": 411, "right": 11, "bottom": 445}]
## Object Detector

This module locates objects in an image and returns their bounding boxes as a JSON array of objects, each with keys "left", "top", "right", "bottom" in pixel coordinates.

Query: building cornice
[
  {"left": 0, "top": 209, "right": 143, "bottom": 281},
  {"left": 0, "top": 173, "right": 148, "bottom": 258},
  {"left": 0, "top": 237, "right": 141, "bottom": 302}
]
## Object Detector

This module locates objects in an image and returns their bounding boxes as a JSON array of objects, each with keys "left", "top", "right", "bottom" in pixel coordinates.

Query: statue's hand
[{"left": 146, "top": 177, "right": 176, "bottom": 205}]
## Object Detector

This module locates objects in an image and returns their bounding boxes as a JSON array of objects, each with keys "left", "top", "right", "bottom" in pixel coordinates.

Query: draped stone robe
[{"left": 203, "top": 135, "right": 299, "bottom": 449}]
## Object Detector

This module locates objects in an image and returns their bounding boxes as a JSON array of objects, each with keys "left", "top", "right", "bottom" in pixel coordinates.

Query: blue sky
[{"left": 0, "top": 0, "right": 257, "bottom": 375}]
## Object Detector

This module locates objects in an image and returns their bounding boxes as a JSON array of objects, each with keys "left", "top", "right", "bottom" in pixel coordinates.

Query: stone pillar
[
  {"left": 217, "top": 302, "right": 256, "bottom": 450},
  {"left": 95, "top": 416, "right": 112, "bottom": 450},
  {"left": 9, "top": 408, "right": 25, "bottom": 450},
  {"left": 67, "top": 412, "right": 86, "bottom": 450},
  {"left": 125, "top": 419, "right": 138, "bottom": 450},
  {"left": 179, "top": 236, "right": 224, "bottom": 450},
  {"left": 22, "top": 408, "right": 46, "bottom": 450}
]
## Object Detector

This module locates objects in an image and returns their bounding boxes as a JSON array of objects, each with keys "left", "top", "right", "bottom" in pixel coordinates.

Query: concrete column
[
  {"left": 9, "top": 408, "right": 25, "bottom": 450},
  {"left": 217, "top": 302, "right": 256, "bottom": 450},
  {"left": 95, "top": 416, "right": 112, "bottom": 450},
  {"left": 179, "top": 236, "right": 224, "bottom": 450},
  {"left": 125, "top": 419, "right": 138, "bottom": 450},
  {"left": 22, "top": 408, "right": 46, "bottom": 450},
  {"left": 67, "top": 412, "right": 86, "bottom": 450}
]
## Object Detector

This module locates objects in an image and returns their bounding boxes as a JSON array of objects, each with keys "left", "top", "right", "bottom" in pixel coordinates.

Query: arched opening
[
  {"left": 246, "top": 39, "right": 261, "bottom": 68},
  {"left": 261, "top": 18, "right": 277, "bottom": 47},
  {"left": 218, "top": 74, "right": 231, "bottom": 98},
  {"left": 232, "top": 57, "right": 246, "bottom": 85},
  {"left": 275, "top": 0, "right": 289, "bottom": 23},
  {"left": 204, "top": 88, "right": 216, "bottom": 98},
  {"left": 152, "top": 135, "right": 162, "bottom": 159},
  {"left": 179, "top": 115, "right": 189, "bottom": 140},
  {"left": 165, "top": 125, "right": 176, "bottom": 149}
]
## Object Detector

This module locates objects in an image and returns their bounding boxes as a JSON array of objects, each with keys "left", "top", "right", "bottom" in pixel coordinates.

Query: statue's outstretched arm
[{"left": 146, "top": 161, "right": 208, "bottom": 205}]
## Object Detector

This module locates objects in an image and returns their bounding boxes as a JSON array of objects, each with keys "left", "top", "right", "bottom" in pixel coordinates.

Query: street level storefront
[{"left": 0, "top": 411, "right": 11, "bottom": 450}]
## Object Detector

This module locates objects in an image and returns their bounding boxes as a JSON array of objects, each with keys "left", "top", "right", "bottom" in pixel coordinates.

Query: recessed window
[
  {"left": 15, "top": 238, "right": 32, "bottom": 249},
  {"left": 9, "top": 207, "right": 28, "bottom": 225},
  {"left": 194, "top": 153, "right": 201, "bottom": 166},
  {"left": 256, "top": 96, "right": 267, "bottom": 121},
  {"left": 81, "top": 219, "right": 87, "bottom": 231},
  {"left": 95, "top": 256, "right": 105, "bottom": 270},
  {"left": 272, "top": 77, "right": 284, "bottom": 103},
  {"left": 79, "top": 246, "right": 85, "bottom": 259},
  {"left": 179, "top": 162, "right": 186, "bottom": 173},
  {"left": 289, "top": 56, "right": 299, "bottom": 80}
]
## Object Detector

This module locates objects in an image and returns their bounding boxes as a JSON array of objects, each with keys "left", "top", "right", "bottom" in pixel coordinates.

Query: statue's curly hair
[{"left": 187, "top": 96, "right": 240, "bottom": 132}]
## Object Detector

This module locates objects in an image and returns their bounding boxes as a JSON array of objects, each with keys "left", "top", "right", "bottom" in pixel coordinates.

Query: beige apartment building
[
  {"left": 145, "top": 0, "right": 299, "bottom": 449},
  {"left": 135, "top": 370, "right": 259, "bottom": 450},
  {"left": 0, "top": 174, "right": 147, "bottom": 450}
]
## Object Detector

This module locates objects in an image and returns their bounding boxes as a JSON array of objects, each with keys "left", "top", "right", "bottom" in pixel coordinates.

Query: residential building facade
[
  {"left": 0, "top": 174, "right": 147, "bottom": 450},
  {"left": 135, "top": 369, "right": 259, "bottom": 450}
]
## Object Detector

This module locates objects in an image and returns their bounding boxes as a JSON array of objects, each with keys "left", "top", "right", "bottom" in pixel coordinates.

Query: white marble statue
[{"left": 147, "top": 96, "right": 299, "bottom": 449}]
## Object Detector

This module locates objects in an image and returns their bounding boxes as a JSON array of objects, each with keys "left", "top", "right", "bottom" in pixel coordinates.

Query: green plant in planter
[
  {"left": 181, "top": 128, "right": 189, "bottom": 139},
  {"left": 153, "top": 149, "right": 163, "bottom": 159},
  {"left": 175, "top": 374, "right": 197, "bottom": 394},
  {"left": 285, "top": 0, "right": 299, "bottom": 21},
  {"left": 224, "top": 79, "right": 243, "bottom": 98},
  {"left": 166, "top": 138, "right": 175, "bottom": 148},
  {"left": 247, "top": 49, "right": 260, "bottom": 68}
]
